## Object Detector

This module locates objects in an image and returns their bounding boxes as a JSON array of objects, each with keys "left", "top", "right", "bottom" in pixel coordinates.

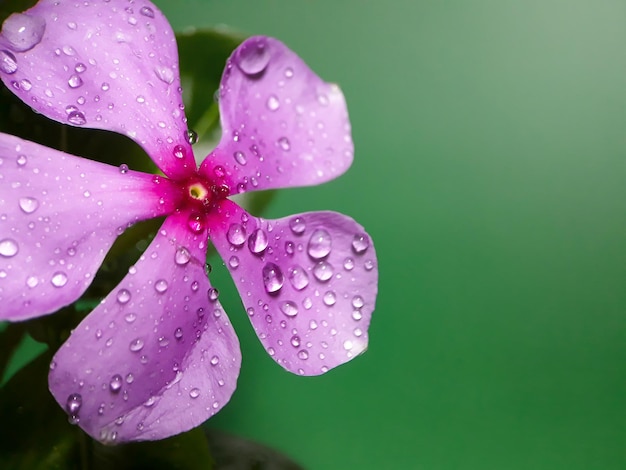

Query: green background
[
  {"left": 4, "top": 0, "right": 624, "bottom": 468},
  {"left": 154, "top": 0, "right": 625, "bottom": 469}
]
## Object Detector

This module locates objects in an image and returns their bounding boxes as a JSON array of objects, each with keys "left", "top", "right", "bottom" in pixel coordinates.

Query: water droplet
[
  {"left": 317, "top": 93, "right": 329, "bottom": 106},
  {"left": 285, "top": 241, "right": 295, "bottom": 255},
  {"left": 51, "top": 271, "right": 68, "bottom": 287},
  {"left": 234, "top": 150, "right": 247, "bottom": 165},
  {"left": 101, "top": 82, "right": 110, "bottom": 91},
  {"left": 187, "top": 129, "right": 198, "bottom": 145},
  {"left": 364, "top": 259, "right": 375, "bottom": 271},
  {"left": 109, "top": 374, "right": 123, "bottom": 393},
  {"left": 189, "top": 388, "right": 200, "bottom": 398},
  {"left": 284, "top": 67, "right": 294, "bottom": 78},
  {"left": 154, "top": 65, "right": 174, "bottom": 84},
  {"left": 174, "top": 328, "right": 183, "bottom": 340},
  {"left": 26, "top": 276, "right": 38, "bottom": 288},
  {"left": 277, "top": 136, "right": 291, "bottom": 151},
  {"left": 290, "top": 335, "right": 301, "bottom": 347},
  {"left": 297, "top": 350, "right": 309, "bottom": 360},
  {"left": 266, "top": 94, "right": 280, "bottom": 111},
  {"left": 236, "top": 37, "right": 270, "bottom": 76},
  {"left": 16, "top": 154, "right": 27, "bottom": 166},
  {"left": 19, "top": 78, "right": 32, "bottom": 91},
  {"left": 65, "top": 393, "right": 82, "bottom": 421},
  {"left": 227, "top": 223, "right": 246, "bottom": 247},
  {"left": 281, "top": 301, "right": 298, "bottom": 317},
  {"left": 352, "top": 233, "right": 370, "bottom": 254},
  {"left": 352, "top": 310, "right": 363, "bottom": 321},
  {"left": 74, "top": 62, "right": 86, "bottom": 73},
  {"left": 173, "top": 145, "right": 186, "bottom": 159},
  {"left": 343, "top": 340, "right": 353, "bottom": 351},
  {"left": 67, "top": 110, "right": 86, "bottom": 125},
  {"left": 289, "top": 216, "right": 306, "bottom": 235},
  {"left": 262, "top": 262, "right": 284, "bottom": 294},
  {"left": 313, "top": 261, "right": 333, "bottom": 282},
  {"left": 229, "top": 256, "right": 240, "bottom": 269},
  {"left": 124, "top": 312, "right": 136, "bottom": 323},
  {"left": 210, "top": 355, "right": 219, "bottom": 365},
  {"left": 129, "top": 338, "right": 144, "bottom": 352},
  {"left": 117, "top": 288, "right": 131, "bottom": 304},
  {"left": 307, "top": 229, "right": 332, "bottom": 259},
  {"left": 0, "top": 50, "right": 18, "bottom": 74},
  {"left": 287, "top": 265, "right": 309, "bottom": 290},
  {"left": 175, "top": 247, "right": 191, "bottom": 265},
  {"left": 354, "top": 328, "right": 363, "bottom": 337},
  {"left": 352, "top": 295, "right": 364, "bottom": 309},
  {"left": 140, "top": 6, "right": 155, "bottom": 17},
  {"left": 18, "top": 197, "right": 39, "bottom": 214},
  {"left": 323, "top": 291, "right": 336, "bottom": 306},
  {"left": 68, "top": 74, "right": 83, "bottom": 88},
  {"left": 155, "top": 279, "right": 168, "bottom": 293},
  {"left": 118, "top": 164, "right": 129, "bottom": 174},
  {"left": 187, "top": 212, "right": 205, "bottom": 233},
  {"left": 207, "top": 288, "right": 219, "bottom": 301},
  {"left": 248, "top": 228, "right": 268, "bottom": 255},
  {"left": 1, "top": 14, "right": 46, "bottom": 52}
]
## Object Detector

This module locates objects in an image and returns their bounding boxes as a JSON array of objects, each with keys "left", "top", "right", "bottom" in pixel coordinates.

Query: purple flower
[{"left": 0, "top": 0, "right": 378, "bottom": 443}]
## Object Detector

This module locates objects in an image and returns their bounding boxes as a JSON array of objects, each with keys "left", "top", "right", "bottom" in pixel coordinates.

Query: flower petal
[
  {"left": 0, "top": 0, "right": 195, "bottom": 178},
  {"left": 49, "top": 213, "right": 241, "bottom": 443},
  {"left": 207, "top": 200, "right": 377, "bottom": 376},
  {"left": 200, "top": 36, "right": 353, "bottom": 193},
  {"left": 0, "top": 133, "right": 177, "bottom": 321}
]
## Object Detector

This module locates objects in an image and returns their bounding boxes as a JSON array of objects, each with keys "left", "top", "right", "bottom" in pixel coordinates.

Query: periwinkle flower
[{"left": 0, "top": 0, "right": 378, "bottom": 443}]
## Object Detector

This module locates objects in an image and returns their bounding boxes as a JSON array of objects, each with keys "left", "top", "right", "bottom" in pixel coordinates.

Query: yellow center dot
[{"left": 188, "top": 182, "right": 209, "bottom": 201}]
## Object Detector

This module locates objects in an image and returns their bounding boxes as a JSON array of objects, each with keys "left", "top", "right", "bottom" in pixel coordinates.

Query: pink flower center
[{"left": 177, "top": 170, "right": 229, "bottom": 234}]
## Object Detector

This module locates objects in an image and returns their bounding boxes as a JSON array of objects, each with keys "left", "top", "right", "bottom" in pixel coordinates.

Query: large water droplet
[
  {"left": 289, "top": 216, "right": 306, "bottom": 235},
  {"left": 139, "top": 6, "right": 155, "bottom": 17},
  {"left": 187, "top": 129, "right": 198, "bottom": 145},
  {"left": 307, "top": 229, "right": 332, "bottom": 259},
  {"left": 262, "top": 262, "right": 284, "bottom": 294},
  {"left": 116, "top": 288, "right": 131, "bottom": 304},
  {"left": 312, "top": 261, "right": 333, "bottom": 282},
  {"left": 189, "top": 388, "right": 200, "bottom": 398},
  {"left": 248, "top": 228, "right": 268, "bottom": 255},
  {"left": 129, "top": 338, "right": 144, "bottom": 352},
  {"left": 187, "top": 212, "right": 205, "bottom": 233},
  {"left": 51, "top": 271, "right": 68, "bottom": 287},
  {"left": 227, "top": 223, "right": 246, "bottom": 247},
  {"left": 352, "top": 233, "right": 370, "bottom": 254},
  {"left": 287, "top": 265, "right": 309, "bottom": 291},
  {"left": 207, "top": 288, "right": 219, "bottom": 302},
  {"left": 68, "top": 74, "right": 83, "bottom": 88},
  {"left": 352, "top": 295, "right": 364, "bottom": 309},
  {"left": 67, "top": 110, "right": 86, "bottom": 125},
  {"left": 175, "top": 247, "right": 191, "bottom": 265},
  {"left": 173, "top": 145, "right": 186, "bottom": 159},
  {"left": 65, "top": 393, "right": 82, "bottom": 423},
  {"left": 109, "top": 374, "right": 123, "bottom": 393},
  {"left": 277, "top": 136, "right": 291, "bottom": 151},
  {"left": 1, "top": 13, "right": 46, "bottom": 52},
  {"left": 0, "top": 50, "right": 17, "bottom": 74},
  {"left": 266, "top": 94, "right": 280, "bottom": 111},
  {"left": 234, "top": 150, "right": 247, "bottom": 165},
  {"left": 154, "top": 65, "right": 174, "bottom": 84},
  {"left": 281, "top": 301, "right": 298, "bottom": 317},
  {"left": 323, "top": 291, "right": 337, "bottom": 306},
  {"left": 236, "top": 37, "right": 270, "bottom": 76},
  {"left": 154, "top": 279, "right": 168, "bottom": 293},
  {"left": 18, "top": 197, "right": 39, "bottom": 214}
]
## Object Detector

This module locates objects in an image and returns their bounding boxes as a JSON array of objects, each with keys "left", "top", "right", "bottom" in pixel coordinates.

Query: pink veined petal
[
  {"left": 207, "top": 200, "right": 377, "bottom": 376},
  {"left": 0, "top": 133, "right": 178, "bottom": 321},
  {"left": 199, "top": 36, "right": 354, "bottom": 194},
  {"left": 0, "top": 0, "right": 195, "bottom": 178},
  {"left": 49, "top": 212, "right": 241, "bottom": 443}
]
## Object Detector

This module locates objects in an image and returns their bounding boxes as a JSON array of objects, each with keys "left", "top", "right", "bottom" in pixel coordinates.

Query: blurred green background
[
  {"left": 154, "top": 0, "right": 625, "bottom": 468},
  {"left": 4, "top": 0, "right": 624, "bottom": 468},
  {"left": 149, "top": 0, "right": 626, "bottom": 468}
]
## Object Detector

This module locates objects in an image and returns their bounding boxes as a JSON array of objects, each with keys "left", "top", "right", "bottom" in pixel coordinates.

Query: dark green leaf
[{"left": 176, "top": 28, "right": 246, "bottom": 139}]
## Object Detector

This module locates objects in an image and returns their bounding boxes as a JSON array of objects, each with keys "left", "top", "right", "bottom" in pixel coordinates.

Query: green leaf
[{"left": 176, "top": 28, "right": 246, "bottom": 140}]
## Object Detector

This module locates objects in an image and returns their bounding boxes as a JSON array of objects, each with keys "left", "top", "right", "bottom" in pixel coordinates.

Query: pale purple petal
[
  {"left": 0, "top": 0, "right": 195, "bottom": 178},
  {"left": 200, "top": 36, "right": 353, "bottom": 194},
  {"left": 207, "top": 200, "right": 377, "bottom": 376},
  {"left": 49, "top": 213, "right": 241, "bottom": 443},
  {"left": 0, "top": 133, "right": 178, "bottom": 321}
]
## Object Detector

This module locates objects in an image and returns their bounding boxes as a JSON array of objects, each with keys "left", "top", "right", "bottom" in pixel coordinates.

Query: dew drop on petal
[
  {"left": 119, "top": 164, "right": 129, "bottom": 174},
  {"left": 116, "top": 288, "right": 131, "bottom": 304},
  {"left": 129, "top": 338, "right": 144, "bottom": 352},
  {"left": 234, "top": 151, "right": 246, "bottom": 165},
  {"left": 343, "top": 257, "right": 354, "bottom": 270},
  {"left": 1, "top": 14, "right": 46, "bottom": 52},
  {"left": 262, "top": 262, "right": 284, "bottom": 294},
  {"left": 281, "top": 301, "right": 298, "bottom": 317},
  {"left": 68, "top": 74, "right": 83, "bottom": 88},
  {"left": 352, "top": 310, "right": 363, "bottom": 321},
  {"left": 323, "top": 291, "right": 336, "bottom": 306},
  {"left": 173, "top": 145, "right": 186, "bottom": 159},
  {"left": 352, "top": 295, "right": 364, "bottom": 309},
  {"left": 175, "top": 247, "right": 191, "bottom": 265},
  {"left": 0, "top": 50, "right": 18, "bottom": 74},
  {"left": 154, "top": 279, "right": 168, "bottom": 293},
  {"left": 187, "top": 129, "right": 198, "bottom": 145},
  {"left": 65, "top": 393, "right": 82, "bottom": 416},
  {"left": 266, "top": 94, "right": 280, "bottom": 111},
  {"left": 307, "top": 229, "right": 332, "bottom": 259},
  {"left": 312, "top": 261, "right": 333, "bottom": 282},
  {"left": 18, "top": 197, "right": 39, "bottom": 214},
  {"left": 174, "top": 328, "right": 183, "bottom": 340},
  {"left": 67, "top": 110, "right": 86, "bottom": 125},
  {"left": 289, "top": 216, "right": 306, "bottom": 235},
  {"left": 227, "top": 223, "right": 246, "bottom": 247},
  {"left": 288, "top": 265, "right": 309, "bottom": 290},
  {"left": 297, "top": 350, "right": 309, "bottom": 360},
  {"left": 51, "top": 271, "right": 68, "bottom": 287},
  {"left": 109, "top": 374, "right": 123, "bottom": 393},
  {"left": 236, "top": 37, "right": 270, "bottom": 76},
  {"left": 277, "top": 136, "right": 291, "bottom": 151},
  {"left": 229, "top": 256, "right": 240, "bottom": 269},
  {"left": 154, "top": 65, "right": 174, "bottom": 84},
  {"left": 352, "top": 233, "right": 370, "bottom": 254},
  {"left": 189, "top": 388, "right": 200, "bottom": 398},
  {"left": 248, "top": 228, "right": 268, "bottom": 255},
  {"left": 186, "top": 212, "right": 205, "bottom": 233},
  {"left": 139, "top": 6, "right": 155, "bottom": 17},
  {"left": 207, "top": 288, "right": 219, "bottom": 302}
]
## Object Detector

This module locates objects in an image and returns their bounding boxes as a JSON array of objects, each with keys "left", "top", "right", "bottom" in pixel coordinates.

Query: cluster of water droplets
[{"left": 221, "top": 209, "right": 375, "bottom": 374}]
